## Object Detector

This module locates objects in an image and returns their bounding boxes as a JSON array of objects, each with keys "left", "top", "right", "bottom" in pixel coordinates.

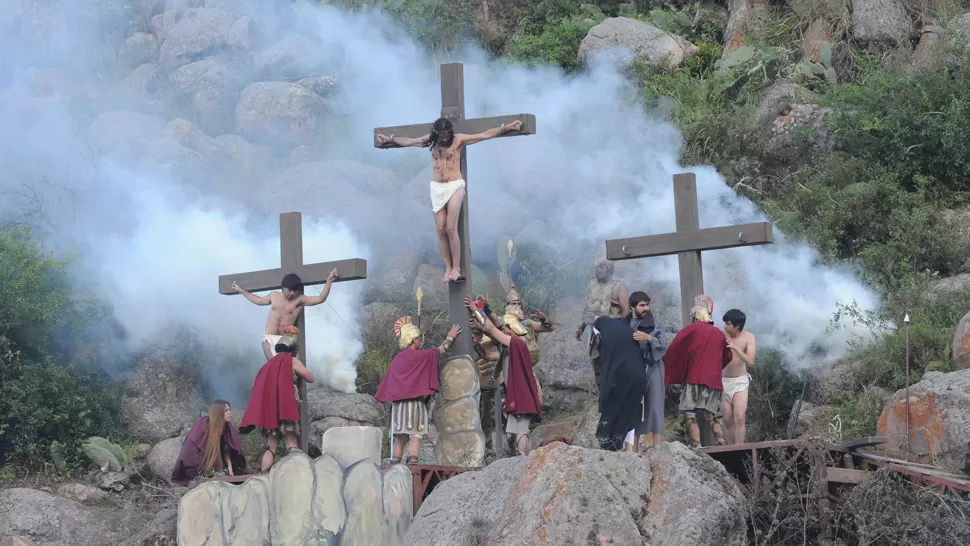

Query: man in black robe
[{"left": 593, "top": 315, "right": 647, "bottom": 452}]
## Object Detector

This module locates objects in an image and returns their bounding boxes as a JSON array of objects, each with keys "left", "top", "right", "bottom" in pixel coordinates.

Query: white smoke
[{"left": 0, "top": 0, "right": 880, "bottom": 409}]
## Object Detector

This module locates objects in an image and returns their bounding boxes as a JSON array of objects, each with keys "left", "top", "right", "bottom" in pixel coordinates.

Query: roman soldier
[{"left": 576, "top": 256, "right": 630, "bottom": 389}]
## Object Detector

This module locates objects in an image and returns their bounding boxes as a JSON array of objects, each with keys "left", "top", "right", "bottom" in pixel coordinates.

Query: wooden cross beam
[
  {"left": 605, "top": 173, "right": 774, "bottom": 327},
  {"left": 604, "top": 173, "right": 773, "bottom": 448},
  {"left": 218, "top": 212, "right": 368, "bottom": 452},
  {"left": 373, "top": 62, "right": 536, "bottom": 358}
]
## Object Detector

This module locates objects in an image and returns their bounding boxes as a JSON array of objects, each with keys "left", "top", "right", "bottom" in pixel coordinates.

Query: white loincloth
[
  {"left": 429, "top": 179, "right": 465, "bottom": 214},
  {"left": 263, "top": 334, "right": 283, "bottom": 356},
  {"left": 722, "top": 374, "right": 751, "bottom": 403}
]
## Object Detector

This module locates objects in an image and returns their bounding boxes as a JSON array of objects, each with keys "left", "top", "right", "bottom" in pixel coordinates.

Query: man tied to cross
[
  {"left": 232, "top": 269, "right": 339, "bottom": 360},
  {"left": 375, "top": 117, "right": 523, "bottom": 284}
]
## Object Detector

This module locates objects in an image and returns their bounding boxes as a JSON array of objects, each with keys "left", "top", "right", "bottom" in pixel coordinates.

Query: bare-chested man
[
  {"left": 231, "top": 270, "right": 338, "bottom": 360},
  {"left": 375, "top": 117, "right": 523, "bottom": 284},
  {"left": 720, "top": 308, "right": 757, "bottom": 445}
]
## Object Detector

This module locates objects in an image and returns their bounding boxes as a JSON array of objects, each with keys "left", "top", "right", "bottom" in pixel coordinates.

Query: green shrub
[
  {"left": 505, "top": 17, "right": 597, "bottom": 72},
  {"left": 0, "top": 226, "right": 123, "bottom": 471}
]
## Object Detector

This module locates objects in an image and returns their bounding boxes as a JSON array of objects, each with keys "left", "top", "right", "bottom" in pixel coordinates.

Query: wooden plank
[
  {"left": 373, "top": 114, "right": 536, "bottom": 148},
  {"left": 218, "top": 259, "right": 367, "bottom": 295},
  {"left": 673, "top": 173, "right": 704, "bottom": 329},
  {"left": 835, "top": 436, "right": 886, "bottom": 450},
  {"left": 441, "top": 63, "right": 474, "bottom": 358},
  {"left": 605, "top": 222, "right": 775, "bottom": 260},
  {"left": 279, "top": 213, "right": 309, "bottom": 453},
  {"left": 825, "top": 467, "right": 867, "bottom": 485}
]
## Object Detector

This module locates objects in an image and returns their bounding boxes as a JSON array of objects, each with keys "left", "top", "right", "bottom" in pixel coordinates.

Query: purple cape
[{"left": 171, "top": 416, "right": 247, "bottom": 485}]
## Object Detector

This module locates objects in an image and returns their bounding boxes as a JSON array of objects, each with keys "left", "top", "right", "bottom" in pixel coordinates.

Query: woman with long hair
[{"left": 172, "top": 400, "right": 247, "bottom": 485}]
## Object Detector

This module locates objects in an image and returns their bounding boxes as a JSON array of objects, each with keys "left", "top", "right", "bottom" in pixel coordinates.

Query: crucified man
[{"left": 376, "top": 117, "right": 523, "bottom": 283}]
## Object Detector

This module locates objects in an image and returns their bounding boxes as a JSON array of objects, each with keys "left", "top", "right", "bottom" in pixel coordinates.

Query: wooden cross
[
  {"left": 218, "top": 212, "right": 367, "bottom": 452},
  {"left": 604, "top": 173, "right": 773, "bottom": 446},
  {"left": 373, "top": 62, "right": 536, "bottom": 357}
]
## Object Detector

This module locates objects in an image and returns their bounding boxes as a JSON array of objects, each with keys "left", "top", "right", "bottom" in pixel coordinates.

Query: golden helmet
[{"left": 393, "top": 316, "right": 422, "bottom": 349}]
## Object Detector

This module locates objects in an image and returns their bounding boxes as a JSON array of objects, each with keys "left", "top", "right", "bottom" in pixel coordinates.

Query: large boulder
[
  {"left": 169, "top": 57, "right": 252, "bottom": 134},
  {"left": 578, "top": 17, "right": 699, "bottom": 70},
  {"left": 121, "top": 341, "right": 202, "bottom": 443},
  {"left": 404, "top": 442, "right": 746, "bottom": 545},
  {"left": 306, "top": 387, "right": 386, "bottom": 451},
  {"left": 0, "top": 488, "right": 110, "bottom": 545},
  {"left": 157, "top": 8, "right": 255, "bottom": 69},
  {"left": 85, "top": 110, "right": 167, "bottom": 156},
  {"left": 724, "top": 0, "right": 770, "bottom": 53},
  {"left": 952, "top": 311, "right": 970, "bottom": 370},
  {"left": 851, "top": 0, "right": 911, "bottom": 45},
  {"left": 536, "top": 297, "right": 597, "bottom": 400},
  {"left": 234, "top": 81, "right": 327, "bottom": 148},
  {"left": 147, "top": 436, "right": 185, "bottom": 482},
  {"left": 877, "top": 369, "right": 970, "bottom": 460},
  {"left": 366, "top": 251, "right": 421, "bottom": 304}
]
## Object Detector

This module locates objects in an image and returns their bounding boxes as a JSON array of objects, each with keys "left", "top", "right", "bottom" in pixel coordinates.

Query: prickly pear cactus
[{"left": 82, "top": 436, "right": 126, "bottom": 472}]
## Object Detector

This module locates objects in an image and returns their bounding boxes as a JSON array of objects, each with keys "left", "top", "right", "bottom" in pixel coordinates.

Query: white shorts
[
  {"left": 263, "top": 334, "right": 282, "bottom": 356},
  {"left": 722, "top": 374, "right": 750, "bottom": 403},
  {"left": 430, "top": 179, "right": 465, "bottom": 213}
]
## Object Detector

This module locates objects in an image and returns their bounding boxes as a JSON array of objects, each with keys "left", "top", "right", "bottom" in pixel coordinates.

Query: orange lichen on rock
[{"left": 877, "top": 390, "right": 945, "bottom": 456}]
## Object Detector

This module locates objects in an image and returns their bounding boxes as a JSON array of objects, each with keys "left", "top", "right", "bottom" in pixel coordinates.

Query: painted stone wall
[
  {"left": 433, "top": 355, "right": 486, "bottom": 467},
  {"left": 177, "top": 426, "right": 412, "bottom": 545}
]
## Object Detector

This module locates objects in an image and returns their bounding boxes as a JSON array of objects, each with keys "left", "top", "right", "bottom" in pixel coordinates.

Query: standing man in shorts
[{"left": 720, "top": 309, "right": 756, "bottom": 445}]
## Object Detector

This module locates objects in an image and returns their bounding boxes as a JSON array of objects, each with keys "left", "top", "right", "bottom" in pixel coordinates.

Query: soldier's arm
[
  {"left": 292, "top": 358, "right": 315, "bottom": 383},
  {"left": 531, "top": 317, "right": 555, "bottom": 333}
]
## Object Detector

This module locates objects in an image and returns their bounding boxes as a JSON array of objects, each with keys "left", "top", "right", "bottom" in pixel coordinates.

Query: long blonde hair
[{"left": 201, "top": 400, "right": 229, "bottom": 472}]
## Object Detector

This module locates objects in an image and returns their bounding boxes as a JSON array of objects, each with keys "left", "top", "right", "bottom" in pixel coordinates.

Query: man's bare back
[{"left": 723, "top": 330, "right": 755, "bottom": 378}]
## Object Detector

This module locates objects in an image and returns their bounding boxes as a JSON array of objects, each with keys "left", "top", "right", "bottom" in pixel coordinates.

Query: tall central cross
[
  {"left": 605, "top": 173, "right": 774, "bottom": 446},
  {"left": 373, "top": 62, "right": 536, "bottom": 356},
  {"left": 218, "top": 212, "right": 367, "bottom": 452}
]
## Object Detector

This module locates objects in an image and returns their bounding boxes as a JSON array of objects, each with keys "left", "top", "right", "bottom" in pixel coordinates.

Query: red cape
[
  {"left": 663, "top": 321, "right": 733, "bottom": 391},
  {"left": 239, "top": 353, "right": 300, "bottom": 434},
  {"left": 172, "top": 416, "right": 247, "bottom": 485},
  {"left": 505, "top": 336, "right": 542, "bottom": 420},
  {"left": 374, "top": 347, "right": 440, "bottom": 403}
]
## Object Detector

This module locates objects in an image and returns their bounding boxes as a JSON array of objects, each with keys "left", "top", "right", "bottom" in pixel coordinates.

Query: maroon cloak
[
  {"left": 663, "top": 321, "right": 733, "bottom": 392},
  {"left": 374, "top": 347, "right": 439, "bottom": 403},
  {"left": 505, "top": 336, "right": 542, "bottom": 420},
  {"left": 171, "top": 416, "right": 246, "bottom": 485},
  {"left": 239, "top": 353, "right": 300, "bottom": 434}
]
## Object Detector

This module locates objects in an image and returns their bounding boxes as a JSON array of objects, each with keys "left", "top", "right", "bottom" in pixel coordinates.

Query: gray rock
[
  {"left": 120, "top": 342, "right": 201, "bottom": 442},
  {"left": 757, "top": 82, "right": 818, "bottom": 128},
  {"left": 362, "top": 302, "right": 405, "bottom": 348},
  {"left": 107, "top": 136, "right": 220, "bottom": 186},
  {"left": 149, "top": 13, "right": 177, "bottom": 43},
  {"left": 85, "top": 110, "right": 167, "bottom": 156},
  {"left": 578, "top": 17, "right": 700, "bottom": 70},
  {"left": 851, "top": 0, "right": 911, "bottom": 45},
  {"left": 306, "top": 387, "right": 385, "bottom": 425},
  {"left": 254, "top": 36, "right": 322, "bottom": 80},
  {"left": 537, "top": 296, "right": 597, "bottom": 393},
  {"left": 954, "top": 311, "right": 970, "bottom": 370},
  {"left": 170, "top": 57, "right": 252, "bottom": 134},
  {"left": 56, "top": 483, "right": 104, "bottom": 505},
  {"left": 158, "top": 8, "right": 251, "bottom": 69},
  {"left": 405, "top": 442, "right": 746, "bottom": 545},
  {"left": 96, "top": 471, "right": 130, "bottom": 492},
  {"left": 125, "top": 32, "right": 159, "bottom": 67},
  {"left": 122, "top": 63, "right": 162, "bottom": 94},
  {"left": 321, "top": 426, "right": 383, "bottom": 467},
  {"left": 296, "top": 75, "right": 338, "bottom": 97},
  {"left": 878, "top": 369, "right": 970, "bottom": 459},
  {"left": 368, "top": 251, "right": 421, "bottom": 303},
  {"left": 269, "top": 453, "right": 315, "bottom": 543},
  {"left": 403, "top": 457, "right": 527, "bottom": 545},
  {"left": 235, "top": 81, "right": 327, "bottom": 147},
  {"left": 723, "top": 0, "right": 770, "bottom": 54},
  {"left": 0, "top": 488, "right": 109, "bottom": 545},
  {"left": 147, "top": 437, "right": 184, "bottom": 483}
]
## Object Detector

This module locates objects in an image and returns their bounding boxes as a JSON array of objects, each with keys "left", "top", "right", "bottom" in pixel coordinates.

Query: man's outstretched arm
[
  {"left": 376, "top": 133, "right": 430, "bottom": 147},
  {"left": 458, "top": 120, "right": 522, "bottom": 146},
  {"left": 465, "top": 297, "right": 512, "bottom": 346},
  {"left": 302, "top": 269, "right": 338, "bottom": 307},
  {"left": 232, "top": 282, "right": 271, "bottom": 305}
]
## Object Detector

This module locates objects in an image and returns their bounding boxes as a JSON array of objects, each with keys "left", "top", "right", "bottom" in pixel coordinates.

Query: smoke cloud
[{"left": 0, "top": 0, "right": 879, "bottom": 408}]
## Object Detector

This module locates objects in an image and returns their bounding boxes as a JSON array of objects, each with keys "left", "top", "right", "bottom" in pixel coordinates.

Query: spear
[{"left": 416, "top": 287, "right": 424, "bottom": 341}]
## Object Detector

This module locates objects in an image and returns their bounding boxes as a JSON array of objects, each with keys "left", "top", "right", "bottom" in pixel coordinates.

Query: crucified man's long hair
[
  {"left": 425, "top": 117, "right": 454, "bottom": 150},
  {"left": 201, "top": 400, "right": 230, "bottom": 472}
]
